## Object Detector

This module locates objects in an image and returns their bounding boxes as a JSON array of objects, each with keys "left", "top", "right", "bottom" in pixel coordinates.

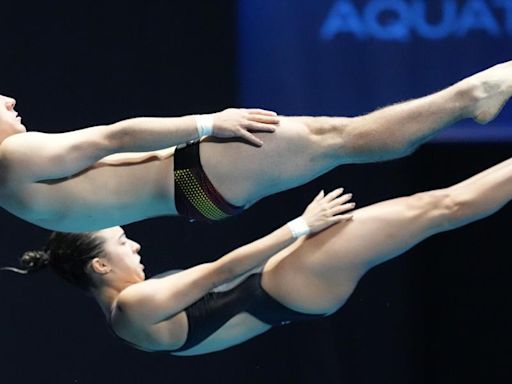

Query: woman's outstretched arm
[{"left": 117, "top": 189, "right": 355, "bottom": 324}]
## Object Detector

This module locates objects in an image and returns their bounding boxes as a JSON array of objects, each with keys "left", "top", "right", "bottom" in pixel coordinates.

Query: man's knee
[
  {"left": 302, "top": 116, "right": 349, "bottom": 136},
  {"left": 305, "top": 115, "right": 415, "bottom": 162},
  {"left": 294, "top": 116, "right": 355, "bottom": 160}
]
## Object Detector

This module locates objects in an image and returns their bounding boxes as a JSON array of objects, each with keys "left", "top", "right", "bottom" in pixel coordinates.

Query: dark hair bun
[{"left": 19, "top": 251, "right": 50, "bottom": 272}]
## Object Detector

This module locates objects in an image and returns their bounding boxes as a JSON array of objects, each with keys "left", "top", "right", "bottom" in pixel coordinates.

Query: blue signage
[
  {"left": 321, "top": 0, "right": 512, "bottom": 41},
  {"left": 238, "top": 0, "right": 512, "bottom": 141}
]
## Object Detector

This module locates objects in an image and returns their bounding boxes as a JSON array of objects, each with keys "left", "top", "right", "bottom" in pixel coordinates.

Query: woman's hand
[{"left": 301, "top": 188, "right": 355, "bottom": 235}]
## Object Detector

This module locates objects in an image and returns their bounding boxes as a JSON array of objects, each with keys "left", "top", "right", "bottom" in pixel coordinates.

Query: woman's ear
[{"left": 90, "top": 258, "right": 111, "bottom": 275}]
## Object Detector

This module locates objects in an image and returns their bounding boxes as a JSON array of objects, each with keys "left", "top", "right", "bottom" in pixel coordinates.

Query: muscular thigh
[
  {"left": 200, "top": 117, "right": 337, "bottom": 206},
  {"left": 260, "top": 191, "right": 452, "bottom": 314},
  {"left": 260, "top": 232, "right": 364, "bottom": 315}
]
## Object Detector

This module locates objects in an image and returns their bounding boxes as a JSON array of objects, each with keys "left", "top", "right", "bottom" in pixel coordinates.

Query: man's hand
[{"left": 211, "top": 108, "right": 279, "bottom": 146}]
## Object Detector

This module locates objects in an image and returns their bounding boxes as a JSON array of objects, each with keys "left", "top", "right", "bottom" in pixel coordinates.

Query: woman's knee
[{"left": 406, "top": 188, "right": 460, "bottom": 230}]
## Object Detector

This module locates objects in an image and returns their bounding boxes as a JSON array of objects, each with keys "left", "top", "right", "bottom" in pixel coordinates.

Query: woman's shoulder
[
  {"left": 110, "top": 282, "right": 189, "bottom": 352},
  {"left": 116, "top": 269, "right": 184, "bottom": 306},
  {"left": 113, "top": 270, "right": 183, "bottom": 318},
  {"left": 115, "top": 281, "right": 151, "bottom": 310}
]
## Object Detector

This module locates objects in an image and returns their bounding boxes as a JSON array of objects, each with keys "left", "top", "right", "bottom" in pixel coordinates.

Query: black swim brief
[{"left": 174, "top": 142, "right": 244, "bottom": 222}]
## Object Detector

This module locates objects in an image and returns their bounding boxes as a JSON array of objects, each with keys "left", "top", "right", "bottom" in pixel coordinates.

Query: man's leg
[
  {"left": 201, "top": 61, "right": 512, "bottom": 206},
  {"left": 304, "top": 60, "right": 512, "bottom": 163}
]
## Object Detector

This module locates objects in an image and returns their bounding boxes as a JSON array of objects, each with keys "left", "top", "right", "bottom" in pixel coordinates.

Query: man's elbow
[{"left": 101, "top": 123, "right": 129, "bottom": 150}]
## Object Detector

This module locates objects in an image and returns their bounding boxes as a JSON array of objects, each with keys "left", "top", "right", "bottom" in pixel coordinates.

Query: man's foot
[{"left": 462, "top": 61, "right": 512, "bottom": 124}]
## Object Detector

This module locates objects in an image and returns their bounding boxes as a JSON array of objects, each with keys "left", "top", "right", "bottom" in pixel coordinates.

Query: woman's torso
[
  {"left": 108, "top": 242, "right": 325, "bottom": 357},
  {"left": 110, "top": 269, "right": 273, "bottom": 356}
]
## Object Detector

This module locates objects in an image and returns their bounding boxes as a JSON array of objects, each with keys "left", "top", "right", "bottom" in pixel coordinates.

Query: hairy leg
[
  {"left": 262, "top": 157, "right": 512, "bottom": 314},
  {"left": 301, "top": 61, "right": 512, "bottom": 164},
  {"left": 200, "top": 61, "right": 512, "bottom": 206}
]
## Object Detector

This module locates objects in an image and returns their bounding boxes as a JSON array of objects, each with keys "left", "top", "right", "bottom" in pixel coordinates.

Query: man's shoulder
[
  {"left": 0, "top": 132, "right": 51, "bottom": 167},
  {"left": 1, "top": 131, "right": 43, "bottom": 147},
  {"left": 0, "top": 132, "right": 43, "bottom": 187},
  {"left": 0, "top": 132, "right": 39, "bottom": 157}
]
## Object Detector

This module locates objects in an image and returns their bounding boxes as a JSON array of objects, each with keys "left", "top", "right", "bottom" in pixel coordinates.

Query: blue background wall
[
  {"left": 239, "top": 0, "right": 512, "bottom": 141},
  {"left": 0, "top": 1, "right": 511, "bottom": 383}
]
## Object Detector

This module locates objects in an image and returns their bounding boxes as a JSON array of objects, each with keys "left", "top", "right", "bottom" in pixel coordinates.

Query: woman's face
[
  {"left": 0, "top": 95, "right": 26, "bottom": 139},
  {"left": 96, "top": 227, "right": 145, "bottom": 283}
]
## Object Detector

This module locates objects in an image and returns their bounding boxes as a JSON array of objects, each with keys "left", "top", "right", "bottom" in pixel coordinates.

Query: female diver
[{"left": 7, "top": 155, "right": 512, "bottom": 355}]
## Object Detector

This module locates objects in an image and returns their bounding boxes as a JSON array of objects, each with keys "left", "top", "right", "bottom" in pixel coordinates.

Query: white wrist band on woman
[
  {"left": 195, "top": 114, "right": 214, "bottom": 138},
  {"left": 287, "top": 217, "right": 310, "bottom": 238}
]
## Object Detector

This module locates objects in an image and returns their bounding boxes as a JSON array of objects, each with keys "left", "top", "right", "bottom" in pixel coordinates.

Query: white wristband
[
  {"left": 195, "top": 114, "right": 214, "bottom": 138},
  {"left": 287, "top": 217, "right": 310, "bottom": 239}
]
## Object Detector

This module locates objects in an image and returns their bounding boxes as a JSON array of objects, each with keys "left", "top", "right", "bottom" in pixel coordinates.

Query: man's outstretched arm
[{"left": 1, "top": 108, "right": 278, "bottom": 182}]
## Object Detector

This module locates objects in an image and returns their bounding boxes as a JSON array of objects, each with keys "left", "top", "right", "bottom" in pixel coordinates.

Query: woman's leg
[
  {"left": 262, "top": 157, "right": 512, "bottom": 314},
  {"left": 201, "top": 61, "right": 512, "bottom": 206}
]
